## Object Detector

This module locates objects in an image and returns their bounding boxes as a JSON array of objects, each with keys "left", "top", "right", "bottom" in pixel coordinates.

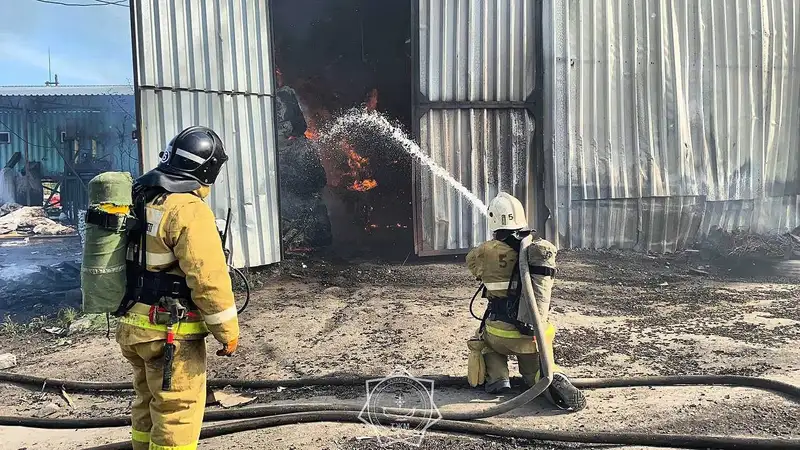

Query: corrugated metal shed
[
  {"left": 0, "top": 95, "right": 137, "bottom": 176},
  {"left": 132, "top": 0, "right": 280, "bottom": 268},
  {"left": 0, "top": 85, "right": 134, "bottom": 96},
  {"left": 542, "top": 0, "right": 800, "bottom": 251},
  {"left": 414, "top": 0, "right": 541, "bottom": 255}
]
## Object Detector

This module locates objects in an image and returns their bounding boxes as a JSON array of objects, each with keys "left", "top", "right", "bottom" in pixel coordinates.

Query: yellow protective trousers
[
  {"left": 119, "top": 339, "right": 207, "bottom": 450},
  {"left": 483, "top": 320, "right": 557, "bottom": 387}
]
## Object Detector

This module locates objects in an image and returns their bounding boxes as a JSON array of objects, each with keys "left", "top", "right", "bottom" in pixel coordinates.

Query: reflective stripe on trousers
[
  {"left": 131, "top": 429, "right": 151, "bottom": 442},
  {"left": 485, "top": 322, "right": 557, "bottom": 341},
  {"left": 119, "top": 312, "right": 208, "bottom": 336},
  {"left": 149, "top": 442, "right": 199, "bottom": 450},
  {"left": 131, "top": 428, "right": 151, "bottom": 450}
]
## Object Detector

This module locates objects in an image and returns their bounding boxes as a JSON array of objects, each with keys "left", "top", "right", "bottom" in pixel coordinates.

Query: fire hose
[
  {"left": 1, "top": 374, "right": 799, "bottom": 450},
  {"left": 1, "top": 238, "right": 800, "bottom": 449}
]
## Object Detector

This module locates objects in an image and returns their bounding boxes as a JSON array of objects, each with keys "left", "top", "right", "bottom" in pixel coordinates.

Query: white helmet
[{"left": 487, "top": 192, "right": 527, "bottom": 233}]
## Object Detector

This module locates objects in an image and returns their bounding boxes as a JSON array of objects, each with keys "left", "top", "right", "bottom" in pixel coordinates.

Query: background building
[{"left": 0, "top": 85, "right": 137, "bottom": 220}]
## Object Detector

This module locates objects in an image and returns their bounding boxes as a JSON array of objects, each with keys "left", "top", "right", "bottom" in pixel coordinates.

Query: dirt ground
[{"left": 0, "top": 249, "right": 799, "bottom": 450}]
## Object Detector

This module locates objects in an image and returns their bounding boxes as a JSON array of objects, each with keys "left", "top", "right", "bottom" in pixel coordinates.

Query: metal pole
[{"left": 23, "top": 101, "right": 31, "bottom": 206}]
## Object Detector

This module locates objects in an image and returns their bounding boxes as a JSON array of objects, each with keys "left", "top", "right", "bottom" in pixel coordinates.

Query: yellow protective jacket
[
  {"left": 467, "top": 238, "right": 556, "bottom": 343},
  {"left": 467, "top": 240, "right": 517, "bottom": 299},
  {"left": 116, "top": 186, "right": 240, "bottom": 347}
]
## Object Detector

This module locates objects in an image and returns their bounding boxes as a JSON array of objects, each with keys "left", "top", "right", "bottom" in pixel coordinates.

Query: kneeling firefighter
[
  {"left": 466, "top": 192, "right": 586, "bottom": 411},
  {"left": 82, "top": 126, "right": 240, "bottom": 450}
]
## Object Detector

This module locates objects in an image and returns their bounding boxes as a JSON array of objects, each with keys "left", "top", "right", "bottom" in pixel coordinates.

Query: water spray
[{"left": 325, "top": 109, "right": 489, "bottom": 216}]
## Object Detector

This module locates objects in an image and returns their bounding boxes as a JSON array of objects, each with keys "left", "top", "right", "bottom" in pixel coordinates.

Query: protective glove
[
  {"left": 466, "top": 337, "right": 486, "bottom": 387},
  {"left": 216, "top": 338, "right": 238, "bottom": 357}
]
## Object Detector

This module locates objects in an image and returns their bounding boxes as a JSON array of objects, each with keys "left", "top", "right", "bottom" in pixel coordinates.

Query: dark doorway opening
[{"left": 272, "top": 0, "right": 414, "bottom": 261}]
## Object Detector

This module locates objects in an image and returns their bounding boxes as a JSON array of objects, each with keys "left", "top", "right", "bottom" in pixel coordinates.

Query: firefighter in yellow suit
[
  {"left": 116, "top": 126, "right": 240, "bottom": 450},
  {"left": 466, "top": 192, "right": 586, "bottom": 411}
]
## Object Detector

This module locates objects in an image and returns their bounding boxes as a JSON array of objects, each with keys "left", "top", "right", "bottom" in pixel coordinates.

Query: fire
[
  {"left": 352, "top": 179, "right": 378, "bottom": 191},
  {"left": 294, "top": 87, "right": 380, "bottom": 192},
  {"left": 304, "top": 127, "right": 318, "bottom": 140},
  {"left": 304, "top": 113, "right": 320, "bottom": 140},
  {"left": 365, "top": 88, "right": 378, "bottom": 111},
  {"left": 342, "top": 141, "right": 377, "bottom": 192}
]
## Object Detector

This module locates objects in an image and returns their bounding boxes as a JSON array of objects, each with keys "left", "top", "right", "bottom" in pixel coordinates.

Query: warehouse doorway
[{"left": 272, "top": 0, "right": 414, "bottom": 261}]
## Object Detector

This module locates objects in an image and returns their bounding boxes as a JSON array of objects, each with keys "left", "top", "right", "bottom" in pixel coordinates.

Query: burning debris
[
  {"left": 275, "top": 85, "right": 333, "bottom": 250},
  {"left": 341, "top": 141, "right": 378, "bottom": 192},
  {"left": 303, "top": 89, "right": 381, "bottom": 194}
]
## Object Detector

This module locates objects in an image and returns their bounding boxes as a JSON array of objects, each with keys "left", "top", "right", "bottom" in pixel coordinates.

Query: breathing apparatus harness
[
  {"left": 86, "top": 185, "right": 196, "bottom": 318},
  {"left": 87, "top": 185, "right": 202, "bottom": 390},
  {"left": 471, "top": 231, "right": 556, "bottom": 337}
]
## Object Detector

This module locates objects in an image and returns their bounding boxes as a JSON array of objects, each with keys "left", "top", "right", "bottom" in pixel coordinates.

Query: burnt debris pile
[{"left": 275, "top": 86, "right": 333, "bottom": 251}]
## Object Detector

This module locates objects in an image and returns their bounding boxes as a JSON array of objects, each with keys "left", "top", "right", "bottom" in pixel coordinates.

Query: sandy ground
[{"left": 0, "top": 249, "right": 799, "bottom": 450}]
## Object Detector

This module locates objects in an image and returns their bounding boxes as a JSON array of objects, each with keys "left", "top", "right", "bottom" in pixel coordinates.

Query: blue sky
[{"left": 0, "top": 0, "right": 133, "bottom": 86}]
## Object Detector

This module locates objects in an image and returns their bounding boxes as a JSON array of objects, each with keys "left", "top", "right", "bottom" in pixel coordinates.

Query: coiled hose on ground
[
  {"left": 1, "top": 372, "right": 800, "bottom": 450},
  {"left": 2, "top": 239, "right": 800, "bottom": 449}
]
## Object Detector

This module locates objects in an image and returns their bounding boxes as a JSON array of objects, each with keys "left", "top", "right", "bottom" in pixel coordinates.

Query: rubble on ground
[
  {"left": 0, "top": 353, "right": 16, "bottom": 370},
  {"left": 699, "top": 226, "right": 800, "bottom": 259},
  {"left": 0, "top": 206, "right": 75, "bottom": 236}
]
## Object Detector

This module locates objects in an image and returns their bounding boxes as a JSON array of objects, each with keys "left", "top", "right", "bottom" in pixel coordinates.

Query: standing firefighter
[
  {"left": 116, "top": 126, "right": 239, "bottom": 450},
  {"left": 466, "top": 192, "right": 585, "bottom": 411}
]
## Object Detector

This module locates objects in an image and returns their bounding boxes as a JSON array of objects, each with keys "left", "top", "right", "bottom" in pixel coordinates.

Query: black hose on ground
[
  {"left": 3, "top": 372, "right": 800, "bottom": 400},
  {"left": 4, "top": 371, "right": 800, "bottom": 430},
  {"left": 82, "top": 411, "right": 800, "bottom": 450}
]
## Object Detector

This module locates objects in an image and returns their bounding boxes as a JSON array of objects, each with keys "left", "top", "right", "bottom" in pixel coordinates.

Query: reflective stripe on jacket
[{"left": 117, "top": 186, "right": 239, "bottom": 346}]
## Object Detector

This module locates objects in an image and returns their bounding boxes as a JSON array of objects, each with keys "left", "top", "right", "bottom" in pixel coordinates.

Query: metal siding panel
[
  {"left": 568, "top": 196, "right": 703, "bottom": 252},
  {"left": 134, "top": 0, "right": 273, "bottom": 95},
  {"left": 420, "top": 0, "right": 535, "bottom": 102},
  {"left": 544, "top": 0, "right": 800, "bottom": 251},
  {"left": 135, "top": 0, "right": 280, "bottom": 267},
  {"left": 418, "top": 109, "right": 534, "bottom": 254},
  {"left": 0, "top": 111, "right": 25, "bottom": 171},
  {"left": 138, "top": 90, "right": 280, "bottom": 267}
]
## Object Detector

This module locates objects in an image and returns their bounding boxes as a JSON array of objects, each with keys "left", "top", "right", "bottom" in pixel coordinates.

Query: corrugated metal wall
[
  {"left": 418, "top": 109, "right": 535, "bottom": 251},
  {"left": 415, "top": 0, "right": 540, "bottom": 255},
  {"left": 543, "top": 0, "right": 800, "bottom": 251},
  {"left": 132, "top": 0, "right": 280, "bottom": 267},
  {"left": 0, "top": 96, "right": 137, "bottom": 176}
]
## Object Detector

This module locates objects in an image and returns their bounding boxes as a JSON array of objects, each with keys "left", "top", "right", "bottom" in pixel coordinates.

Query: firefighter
[
  {"left": 116, "top": 126, "right": 240, "bottom": 450},
  {"left": 466, "top": 192, "right": 586, "bottom": 411}
]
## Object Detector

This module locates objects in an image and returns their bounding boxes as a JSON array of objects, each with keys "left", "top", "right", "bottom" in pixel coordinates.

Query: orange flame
[
  {"left": 304, "top": 114, "right": 319, "bottom": 140},
  {"left": 351, "top": 179, "right": 378, "bottom": 192},
  {"left": 342, "top": 141, "right": 378, "bottom": 192},
  {"left": 294, "top": 88, "right": 378, "bottom": 192}
]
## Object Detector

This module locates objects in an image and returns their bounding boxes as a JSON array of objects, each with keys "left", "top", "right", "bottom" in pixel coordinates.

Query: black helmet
[{"left": 157, "top": 126, "right": 228, "bottom": 185}]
